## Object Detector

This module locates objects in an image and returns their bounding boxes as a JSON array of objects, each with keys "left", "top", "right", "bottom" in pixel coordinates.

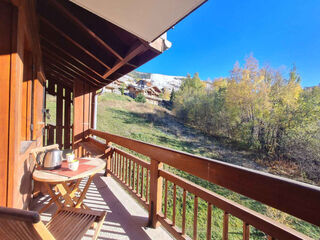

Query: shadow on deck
[{"left": 30, "top": 173, "right": 173, "bottom": 240}]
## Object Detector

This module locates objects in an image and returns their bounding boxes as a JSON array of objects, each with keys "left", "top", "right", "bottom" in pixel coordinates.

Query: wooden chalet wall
[
  {"left": 0, "top": 0, "right": 167, "bottom": 209},
  {"left": 0, "top": 0, "right": 45, "bottom": 208},
  {"left": 73, "top": 81, "right": 96, "bottom": 158}
]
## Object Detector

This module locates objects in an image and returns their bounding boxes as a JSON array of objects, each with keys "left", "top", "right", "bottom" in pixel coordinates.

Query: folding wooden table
[{"left": 33, "top": 158, "right": 106, "bottom": 213}]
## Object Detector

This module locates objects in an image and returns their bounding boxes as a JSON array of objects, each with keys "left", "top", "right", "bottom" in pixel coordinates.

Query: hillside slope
[
  {"left": 97, "top": 93, "right": 319, "bottom": 239},
  {"left": 97, "top": 93, "right": 261, "bottom": 170}
]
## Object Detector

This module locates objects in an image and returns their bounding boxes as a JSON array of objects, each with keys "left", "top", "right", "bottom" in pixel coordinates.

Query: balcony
[
  {"left": 30, "top": 174, "right": 172, "bottom": 240},
  {"left": 31, "top": 128, "right": 319, "bottom": 240},
  {"left": 8, "top": 1, "right": 319, "bottom": 239}
]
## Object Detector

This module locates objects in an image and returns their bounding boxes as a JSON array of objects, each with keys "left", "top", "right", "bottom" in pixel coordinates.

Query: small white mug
[{"left": 68, "top": 160, "right": 79, "bottom": 171}]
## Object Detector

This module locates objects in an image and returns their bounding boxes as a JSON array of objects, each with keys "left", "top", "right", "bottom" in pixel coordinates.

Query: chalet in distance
[{"left": 0, "top": 0, "right": 319, "bottom": 240}]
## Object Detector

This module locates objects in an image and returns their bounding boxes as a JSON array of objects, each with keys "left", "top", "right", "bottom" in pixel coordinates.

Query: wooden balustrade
[
  {"left": 45, "top": 124, "right": 73, "bottom": 148},
  {"left": 88, "top": 129, "right": 319, "bottom": 240},
  {"left": 108, "top": 147, "right": 150, "bottom": 209}
]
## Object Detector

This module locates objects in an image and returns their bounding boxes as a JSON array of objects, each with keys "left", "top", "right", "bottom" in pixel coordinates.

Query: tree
[
  {"left": 120, "top": 83, "right": 126, "bottom": 95},
  {"left": 162, "top": 88, "right": 171, "bottom": 100},
  {"left": 135, "top": 93, "right": 146, "bottom": 103},
  {"left": 180, "top": 73, "right": 205, "bottom": 92},
  {"left": 170, "top": 89, "right": 176, "bottom": 103},
  {"left": 172, "top": 55, "right": 320, "bottom": 181}
]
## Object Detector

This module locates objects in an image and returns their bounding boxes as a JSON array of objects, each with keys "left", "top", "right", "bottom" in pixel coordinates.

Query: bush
[
  {"left": 120, "top": 83, "right": 126, "bottom": 95},
  {"left": 173, "top": 56, "right": 320, "bottom": 183},
  {"left": 135, "top": 93, "right": 146, "bottom": 103}
]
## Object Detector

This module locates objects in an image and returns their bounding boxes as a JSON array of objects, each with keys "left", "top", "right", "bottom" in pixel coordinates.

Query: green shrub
[
  {"left": 120, "top": 83, "right": 126, "bottom": 95},
  {"left": 135, "top": 93, "right": 146, "bottom": 103}
]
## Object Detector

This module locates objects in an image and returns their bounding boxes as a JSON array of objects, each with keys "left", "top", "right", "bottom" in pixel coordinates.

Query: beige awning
[{"left": 70, "top": 0, "right": 207, "bottom": 42}]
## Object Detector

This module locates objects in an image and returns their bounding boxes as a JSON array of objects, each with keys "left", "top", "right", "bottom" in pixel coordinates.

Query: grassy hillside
[{"left": 97, "top": 93, "right": 319, "bottom": 239}]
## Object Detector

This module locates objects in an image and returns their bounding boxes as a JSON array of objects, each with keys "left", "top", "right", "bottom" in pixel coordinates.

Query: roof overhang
[
  {"left": 37, "top": 0, "right": 206, "bottom": 91},
  {"left": 70, "top": 0, "right": 207, "bottom": 43}
]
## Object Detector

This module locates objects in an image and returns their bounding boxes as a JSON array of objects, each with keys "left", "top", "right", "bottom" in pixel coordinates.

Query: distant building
[
  {"left": 105, "top": 80, "right": 123, "bottom": 94},
  {"left": 127, "top": 82, "right": 162, "bottom": 105}
]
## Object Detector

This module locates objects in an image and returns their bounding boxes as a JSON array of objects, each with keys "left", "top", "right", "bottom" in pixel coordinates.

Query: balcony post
[
  {"left": 105, "top": 142, "right": 113, "bottom": 177},
  {"left": 148, "top": 158, "right": 163, "bottom": 228}
]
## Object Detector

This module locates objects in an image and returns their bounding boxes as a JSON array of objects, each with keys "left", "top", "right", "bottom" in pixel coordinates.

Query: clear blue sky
[{"left": 138, "top": 0, "right": 320, "bottom": 87}]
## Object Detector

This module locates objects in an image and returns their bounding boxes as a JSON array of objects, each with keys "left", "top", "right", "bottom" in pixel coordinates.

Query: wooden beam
[
  {"left": 44, "top": 60, "right": 76, "bottom": 79},
  {"left": 103, "top": 43, "right": 146, "bottom": 79},
  {"left": 44, "top": 61, "right": 78, "bottom": 84},
  {"left": 45, "top": 70, "right": 74, "bottom": 90},
  {"left": 41, "top": 36, "right": 104, "bottom": 80},
  {"left": 48, "top": 0, "right": 123, "bottom": 60},
  {"left": 46, "top": 75, "right": 73, "bottom": 91},
  {"left": 42, "top": 48, "right": 99, "bottom": 85},
  {"left": 127, "top": 62, "right": 138, "bottom": 68},
  {"left": 45, "top": 67, "right": 74, "bottom": 84},
  {"left": 42, "top": 50, "right": 105, "bottom": 88},
  {"left": 39, "top": 16, "right": 111, "bottom": 71},
  {"left": 43, "top": 59, "right": 103, "bottom": 90},
  {"left": 41, "top": 36, "right": 109, "bottom": 84}
]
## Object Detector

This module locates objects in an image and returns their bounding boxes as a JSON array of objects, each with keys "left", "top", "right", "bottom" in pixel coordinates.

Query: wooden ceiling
[{"left": 37, "top": 0, "right": 163, "bottom": 90}]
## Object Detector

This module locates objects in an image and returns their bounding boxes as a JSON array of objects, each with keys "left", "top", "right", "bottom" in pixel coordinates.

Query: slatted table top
[{"left": 33, "top": 158, "right": 106, "bottom": 183}]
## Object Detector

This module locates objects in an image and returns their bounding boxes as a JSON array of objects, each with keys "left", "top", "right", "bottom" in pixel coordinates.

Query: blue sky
[{"left": 138, "top": 0, "right": 320, "bottom": 87}]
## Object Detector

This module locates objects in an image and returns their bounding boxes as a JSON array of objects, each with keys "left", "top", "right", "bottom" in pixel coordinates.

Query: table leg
[
  {"left": 75, "top": 174, "right": 94, "bottom": 208},
  {"left": 38, "top": 183, "right": 63, "bottom": 213},
  {"left": 69, "top": 179, "right": 82, "bottom": 199},
  {"left": 56, "top": 183, "right": 76, "bottom": 207}
]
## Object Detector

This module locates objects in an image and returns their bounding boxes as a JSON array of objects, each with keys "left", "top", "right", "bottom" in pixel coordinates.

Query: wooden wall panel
[
  {"left": 7, "top": 1, "right": 24, "bottom": 208},
  {"left": 73, "top": 80, "right": 84, "bottom": 157},
  {"left": 0, "top": 2, "right": 15, "bottom": 207},
  {"left": 56, "top": 84, "right": 63, "bottom": 148},
  {"left": 26, "top": 74, "right": 33, "bottom": 140},
  {"left": 91, "top": 90, "right": 96, "bottom": 129},
  {"left": 73, "top": 81, "right": 95, "bottom": 157},
  {"left": 64, "top": 88, "right": 71, "bottom": 149},
  {"left": 83, "top": 83, "right": 90, "bottom": 135},
  {"left": 21, "top": 78, "right": 28, "bottom": 140},
  {"left": 21, "top": 51, "right": 32, "bottom": 141},
  {"left": 5, "top": 0, "right": 45, "bottom": 209}
]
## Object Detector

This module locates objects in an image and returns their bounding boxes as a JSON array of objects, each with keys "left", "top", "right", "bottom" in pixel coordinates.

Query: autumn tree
[{"left": 173, "top": 55, "right": 320, "bottom": 181}]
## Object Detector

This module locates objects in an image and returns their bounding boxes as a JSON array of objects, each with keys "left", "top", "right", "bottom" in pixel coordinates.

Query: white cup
[{"left": 68, "top": 160, "right": 79, "bottom": 171}]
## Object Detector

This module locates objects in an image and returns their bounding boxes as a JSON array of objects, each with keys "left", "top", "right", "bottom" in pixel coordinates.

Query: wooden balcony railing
[
  {"left": 87, "top": 129, "right": 320, "bottom": 240},
  {"left": 110, "top": 147, "right": 150, "bottom": 209}
]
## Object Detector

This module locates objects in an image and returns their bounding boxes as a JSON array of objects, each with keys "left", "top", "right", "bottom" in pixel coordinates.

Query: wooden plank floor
[{"left": 30, "top": 173, "right": 173, "bottom": 240}]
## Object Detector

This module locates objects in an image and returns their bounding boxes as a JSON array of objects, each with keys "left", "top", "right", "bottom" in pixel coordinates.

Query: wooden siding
[
  {"left": 73, "top": 80, "right": 95, "bottom": 157},
  {"left": 0, "top": 1, "right": 15, "bottom": 206},
  {"left": 0, "top": 0, "right": 45, "bottom": 209}
]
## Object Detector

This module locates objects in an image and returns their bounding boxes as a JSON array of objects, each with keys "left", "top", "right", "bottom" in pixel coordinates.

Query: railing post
[
  {"left": 105, "top": 142, "right": 113, "bottom": 177},
  {"left": 148, "top": 158, "right": 163, "bottom": 228}
]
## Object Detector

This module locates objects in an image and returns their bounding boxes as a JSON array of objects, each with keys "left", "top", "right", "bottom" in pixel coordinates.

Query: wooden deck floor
[{"left": 30, "top": 173, "right": 173, "bottom": 240}]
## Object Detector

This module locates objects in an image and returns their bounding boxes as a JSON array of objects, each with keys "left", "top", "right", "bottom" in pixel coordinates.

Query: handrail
[
  {"left": 90, "top": 128, "right": 320, "bottom": 227},
  {"left": 159, "top": 169, "right": 312, "bottom": 240},
  {"left": 113, "top": 147, "right": 150, "bottom": 170}
]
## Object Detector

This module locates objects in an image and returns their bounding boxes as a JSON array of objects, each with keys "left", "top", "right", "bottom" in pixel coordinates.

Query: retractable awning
[
  {"left": 37, "top": 0, "right": 207, "bottom": 89},
  {"left": 70, "top": 0, "right": 207, "bottom": 43}
]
